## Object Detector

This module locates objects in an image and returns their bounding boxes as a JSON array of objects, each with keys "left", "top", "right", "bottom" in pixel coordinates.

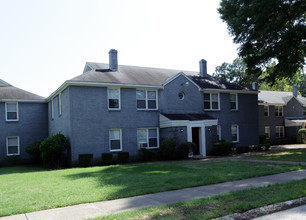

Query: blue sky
[{"left": 0, "top": 0, "right": 238, "bottom": 97}]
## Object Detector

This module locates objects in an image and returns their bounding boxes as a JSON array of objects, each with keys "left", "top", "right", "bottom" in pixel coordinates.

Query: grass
[
  {"left": 0, "top": 160, "right": 304, "bottom": 216},
  {"left": 97, "top": 179, "right": 306, "bottom": 220},
  {"left": 249, "top": 150, "right": 306, "bottom": 162}
]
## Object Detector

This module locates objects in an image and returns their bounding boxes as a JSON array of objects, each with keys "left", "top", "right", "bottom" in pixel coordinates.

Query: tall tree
[{"left": 218, "top": 0, "right": 306, "bottom": 84}]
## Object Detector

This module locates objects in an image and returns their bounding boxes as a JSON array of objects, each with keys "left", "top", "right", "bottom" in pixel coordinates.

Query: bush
[
  {"left": 25, "top": 140, "right": 42, "bottom": 164},
  {"left": 268, "top": 138, "right": 289, "bottom": 146},
  {"left": 259, "top": 134, "right": 267, "bottom": 144},
  {"left": 0, "top": 155, "right": 20, "bottom": 166},
  {"left": 158, "top": 138, "right": 177, "bottom": 160},
  {"left": 39, "top": 133, "right": 69, "bottom": 168},
  {"left": 142, "top": 149, "right": 156, "bottom": 161},
  {"left": 297, "top": 128, "right": 306, "bottom": 144},
  {"left": 235, "top": 146, "right": 250, "bottom": 154},
  {"left": 214, "top": 140, "right": 235, "bottom": 156},
  {"left": 78, "top": 154, "right": 93, "bottom": 167},
  {"left": 117, "top": 152, "right": 129, "bottom": 163},
  {"left": 101, "top": 153, "right": 113, "bottom": 165},
  {"left": 176, "top": 142, "right": 195, "bottom": 159}
]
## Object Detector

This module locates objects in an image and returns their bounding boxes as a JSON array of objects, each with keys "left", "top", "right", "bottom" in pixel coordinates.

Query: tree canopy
[{"left": 218, "top": 0, "right": 306, "bottom": 84}]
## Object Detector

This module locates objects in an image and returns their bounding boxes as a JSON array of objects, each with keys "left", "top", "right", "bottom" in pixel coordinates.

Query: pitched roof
[
  {"left": 0, "top": 79, "right": 45, "bottom": 101},
  {"left": 258, "top": 90, "right": 306, "bottom": 106}
]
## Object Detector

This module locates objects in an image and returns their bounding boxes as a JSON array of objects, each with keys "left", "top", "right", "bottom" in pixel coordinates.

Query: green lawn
[
  {"left": 0, "top": 160, "right": 304, "bottom": 216},
  {"left": 250, "top": 150, "right": 306, "bottom": 162},
  {"left": 98, "top": 179, "right": 306, "bottom": 220}
]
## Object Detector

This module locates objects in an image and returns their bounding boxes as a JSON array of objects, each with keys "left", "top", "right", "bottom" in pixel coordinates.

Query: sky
[{"left": 0, "top": 0, "right": 239, "bottom": 98}]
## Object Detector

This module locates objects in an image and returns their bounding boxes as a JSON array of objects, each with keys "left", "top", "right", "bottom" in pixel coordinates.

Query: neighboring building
[
  {"left": 0, "top": 79, "right": 48, "bottom": 162},
  {"left": 1, "top": 49, "right": 260, "bottom": 164},
  {"left": 258, "top": 88, "right": 306, "bottom": 141}
]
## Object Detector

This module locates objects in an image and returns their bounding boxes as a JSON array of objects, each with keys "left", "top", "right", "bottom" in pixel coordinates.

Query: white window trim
[
  {"left": 51, "top": 99, "right": 54, "bottom": 120},
  {"left": 58, "top": 93, "right": 62, "bottom": 116},
  {"left": 275, "top": 126, "right": 285, "bottom": 138},
  {"left": 109, "top": 128, "right": 122, "bottom": 152},
  {"left": 264, "top": 126, "right": 270, "bottom": 139},
  {"left": 137, "top": 127, "right": 160, "bottom": 149},
  {"left": 264, "top": 105, "right": 269, "bottom": 117},
  {"left": 303, "top": 106, "right": 306, "bottom": 116},
  {"left": 107, "top": 87, "right": 121, "bottom": 110},
  {"left": 230, "top": 93, "right": 238, "bottom": 111},
  {"left": 136, "top": 89, "right": 158, "bottom": 110},
  {"left": 5, "top": 102, "right": 19, "bottom": 121},
  {"left": 275, "top": 105, "right": 283, "bottom": 117},
  {"left": 204, "top": 92, "right": 220, "bottom": 111},
  {"left": 217, "top": 125, "right": 222, "bottom": 141},
  {"left": 6, "top": 136, "right": 20, "bottom": 156},
  {"left": 231, "top": 124, "right": 239, "bottom": 143}
]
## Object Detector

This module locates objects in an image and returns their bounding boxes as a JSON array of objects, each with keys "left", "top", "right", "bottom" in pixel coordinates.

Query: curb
[{"left": 214, "top": 197, "right": 306, "bottom": 220}]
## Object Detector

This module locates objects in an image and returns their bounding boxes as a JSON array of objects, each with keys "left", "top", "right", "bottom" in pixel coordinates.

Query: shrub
[
  {"left": 259, "top": 134, "right": 267, "bottom": 144},
  {"left": 176, "top": 142, "right": 196, "bottom": 159},
  {"left": 25, "top": 140, "right": 42, "bottom": 164},
  {"left": 1, "top": 155, "right": 20, "bottom": 166},
  {"left": 158, "top": 138, "right": 177, "bottom": 160},
  {"left": 235, "top": 146, "right": 250, "bottom": 154},
  {"left": 142, "top": 149, "right": 156, "bottom": 161},
  {"left": 117, "top": 152, "right": 129, "bottom": 163},
  {"left": 101, "top": 153, "right": 113, "bottom": 165},
  {"left": 297, "top": 128, "right": 306, "bottom": 144},
  {"left": 39, "top": 133, "right": 69, "bottom": 168},
  {"left": 78, "top": 154, "right": 93, "bottom": 167},
  {"left": 214, "top": 140, "right": 235, "bottom": 156},
  {"left": 268, "top": 138, "right": 289, "bottom": 146}
]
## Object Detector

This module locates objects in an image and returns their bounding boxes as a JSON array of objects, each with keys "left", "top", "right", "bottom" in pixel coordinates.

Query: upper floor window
[
  {"left": 275, "top": 126, "right": 284, "bottom": 138},
  {"left": 304, "top": 107, "right": 306, "bottom": 116},
  {"left": 6, "top": 102, "right": 18, "bottom": 121},
  {"left": 58, "top": 93, "right": 62, "bottom": 116},
  {"left": 275, "top": 106, "right": 283, "bottom": 117},
  {"left": 204, "top": 93, "right": 219, "bottom": 110},
  {"left": 137, "top": 128, "right": 159, "bottom": 149},
  {"left": 109, "top": 128, "right": 122, "bottom": 151},
  {"left": 108, "top": 88, "right": 120, "bottom": 110},
  {"left": 264, "top": 126, "right": 270, "bottom": 139},
  {"left": 6, "top": 136, "right": 19, "bottom": 156},
  {"left": 231, "top": 124, "right": 239, "bottom": 142},
  {"left": 264, "top": 105, "right": 269, "bottom": 116},
  {"left": 230, "top": 94, "right": 238, "bottom": 110},
  {"left": 136, "top": 90, "right": 157, "bottom": 110}
]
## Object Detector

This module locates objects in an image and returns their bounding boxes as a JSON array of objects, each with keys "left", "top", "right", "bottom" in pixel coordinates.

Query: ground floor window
[
  {"left": 109, "top": 129, "right": 122, "bottom": 151},
  {"left": 7, "top": 136, "right": 20, "bottom": 156},
  {"left": 264, "top": 126, "right": 270, "bottom": 139},
  {"left": 137, "top": 128, "right": 159, "bottom": 149},
  {"left": 275, "top": 126, "right": 284, "bottom": 138},
  {"left": 217, "top": 125, "right": 221, "bottom": 141},
  {"left": 231, "top": 125, "right": 239, "bottom": 142}
]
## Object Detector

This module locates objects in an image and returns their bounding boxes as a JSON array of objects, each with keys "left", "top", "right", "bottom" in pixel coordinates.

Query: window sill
[
  {"left": 110, "top": 149, "right": 122, "bottom": 152},
  {"left": 204, "top": 109, "right": 220, "bottom": 111},
  {"left": 140, "top": 147, "right": 159, "bottom": 150},
  {"left": 6, "top": 120, "right": 19, "bottom": 122},
  {"left": 7, "top": 153, "right": 20, "bottom": 156},
  {"left": 230, "top": 109, "right": 239, "bottom": 112},
  {"left": 108, "top": 109, "right": 121, "bottom": 112},
  {"left": 137, "top": 109, "right": 159, "bottom": 111}
]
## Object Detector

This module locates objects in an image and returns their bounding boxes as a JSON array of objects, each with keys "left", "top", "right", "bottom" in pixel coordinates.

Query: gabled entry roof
[{"left": 161, "top": 113, "right": 215, "bottom": 121}]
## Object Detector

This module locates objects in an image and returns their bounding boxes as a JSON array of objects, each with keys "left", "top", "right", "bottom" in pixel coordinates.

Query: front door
[{"left": 192, "top": 127, "right": 200, "bottom": 155}]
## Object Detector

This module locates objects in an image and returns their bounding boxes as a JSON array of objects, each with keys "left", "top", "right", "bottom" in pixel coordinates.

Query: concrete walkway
[{"left": 2, "top": 169, "right": 306, "bottom": 220}]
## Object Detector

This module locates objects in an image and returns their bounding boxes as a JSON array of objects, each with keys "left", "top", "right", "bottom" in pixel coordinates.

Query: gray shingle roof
[
  {"left": 258, "top": 90, "right": 306, "bottom": 105},
  {"left": 0, "top": 79, "right": 45, "bottom": 100}
]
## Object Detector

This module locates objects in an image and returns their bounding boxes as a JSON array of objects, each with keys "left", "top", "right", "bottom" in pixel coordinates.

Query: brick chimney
[
  {"left": 109, "top": 49, "right": 118, "bottom": 71},
  {"left": 199, "top": 59, "right": 209, "bottom": 77},
  {"left": 293, "top": 85, "right": 298, "bottom": 97}
]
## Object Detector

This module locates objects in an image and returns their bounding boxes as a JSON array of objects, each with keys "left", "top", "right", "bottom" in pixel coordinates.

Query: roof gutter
[{"left": 202, "top": 88, "right": 259, "bottom": 94}]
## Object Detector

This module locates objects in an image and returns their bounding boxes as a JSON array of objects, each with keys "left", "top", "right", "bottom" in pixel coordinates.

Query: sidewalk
[{"left": 2, "top": 168, "right": 306, "bottom": 220}]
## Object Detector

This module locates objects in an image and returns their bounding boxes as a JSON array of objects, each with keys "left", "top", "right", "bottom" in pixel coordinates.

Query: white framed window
[
  {"left": 231, "top": 125, "right": 239, "bottom": 143},
  {"left": 108, "top": 88, "right": 120, "bottom": 110},
  {"left": 5, "top": 102, "right": 18, "bottom": 121},
  {"left": 6, "top": 136, "right": 20, "bottom": 156},
  {"left": 275, "top": 105, "right": 283, "bottom": 117},
  {"left": 275, "top": 126, "right": 284, "bottom": 138},
  {"left": 136, "top": 90, "right": 158, "bottom": 110},
  {"left": 230, "top": 94, "right": 238, "bottom": 110},
  {"left": 204, "top": 93, "right": 220, "bottom": 110},
  {"left": 264, "top": 105, "right": 269, "bottom": 117},
  {"left": 217, "top": 125, "right": 221, "bottom": 141},
  {"left": 58, "top": 93, "right": 62, "bottom": 116},
  {"left": 264, "top": 126, "right": 270, "bottom": 139},
  {"left": 303, "top": 107, "right": 306, "bottom": 116},
  {"left": 137, "top": 128, "right": 159, "bottom": 149},
  {"left": 51, "top": 99, "right": 54, "bottom": 120},
  {"left": 109, "top": 129, "right": 122, "bottom": 151}
]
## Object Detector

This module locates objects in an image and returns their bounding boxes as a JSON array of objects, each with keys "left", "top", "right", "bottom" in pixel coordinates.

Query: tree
[
  {"left": 213, "top": 58, "right": 258, "bottom": 88},
  {"left": 218, "top": 0, "right": 306, "bottom": 84}
]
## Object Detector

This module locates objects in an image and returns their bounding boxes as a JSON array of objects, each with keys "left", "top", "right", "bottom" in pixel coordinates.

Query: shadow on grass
[{"left": 0, "top": 165, "right": 45, "bottom": 175}]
